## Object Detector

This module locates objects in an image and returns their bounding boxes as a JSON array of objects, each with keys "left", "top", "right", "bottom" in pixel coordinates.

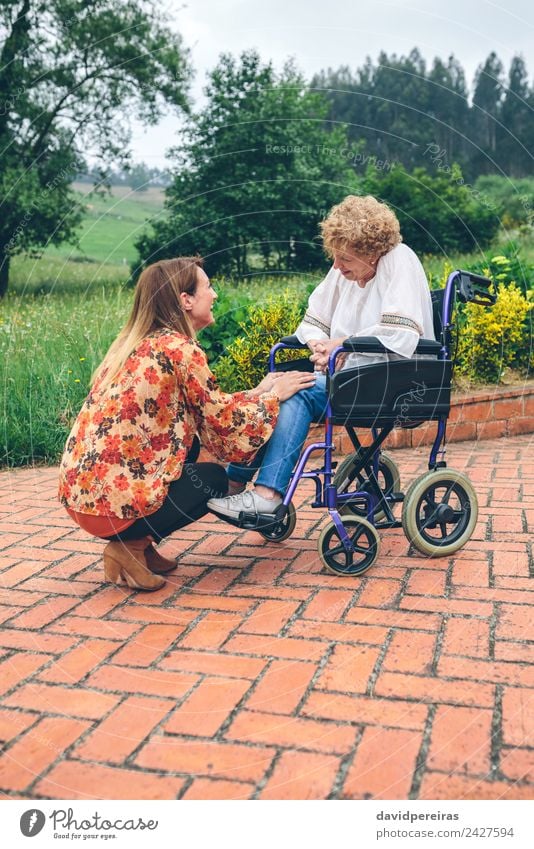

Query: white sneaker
[{"left": 207, "top": 489, "right": 282, "bottom": 520}]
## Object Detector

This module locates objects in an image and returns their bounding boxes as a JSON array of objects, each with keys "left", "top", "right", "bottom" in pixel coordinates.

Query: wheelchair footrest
[
  {"left": 390, "top": 492, "right": 405, "bottom": 503},
  {"left": 238, "top": 510, "right": 284, "bottom": 531}
]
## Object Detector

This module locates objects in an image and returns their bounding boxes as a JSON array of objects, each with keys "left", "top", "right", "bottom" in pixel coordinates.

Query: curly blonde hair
[{"left": 320, "top": 195, "right": 401, "bottom": 258}]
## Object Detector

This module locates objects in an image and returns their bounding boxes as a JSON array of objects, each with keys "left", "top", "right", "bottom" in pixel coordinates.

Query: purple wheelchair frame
[{"left": 264, "top": 269, "right": 484, "bottom": 553}]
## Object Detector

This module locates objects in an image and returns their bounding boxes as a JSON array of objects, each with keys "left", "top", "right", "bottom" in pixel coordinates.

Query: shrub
[
  {"left": 475, "top": 175, "right": 534, "bottom": 230},
  {"left": 199, "top": 274, "right": 316, "bottom": 367},
  {"left": 456, "top": 282, "right": 533, "bottom": 383},
  {"left": 425, "top": 259, "right": 454, "bottom": 292},
  {"left": 425, "top": 246, "right": 532, "bottom": 385},
  {"left": 198, "top": 285, "right": 251, "bottom": 365},
  {"left": 214, "top": 291, "right": 307, "bottom": 392},
  {"left": 470, "top": 241, "right": 533, "bottom": 293}
]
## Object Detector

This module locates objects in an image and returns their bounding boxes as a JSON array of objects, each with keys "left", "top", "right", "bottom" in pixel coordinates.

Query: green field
[
  {"left": 44, "top": 182, "right": 166, "bottom": 266},
  {"left": 8, "top": 184, "right": 166, "bottom": 295}
]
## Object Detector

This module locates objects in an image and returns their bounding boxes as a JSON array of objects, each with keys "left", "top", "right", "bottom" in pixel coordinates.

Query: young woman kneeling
[{"left": 58, "top": 257, "right": 315, "bottom": 591}]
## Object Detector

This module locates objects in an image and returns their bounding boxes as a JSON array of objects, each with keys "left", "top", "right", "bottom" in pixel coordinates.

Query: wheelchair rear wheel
[
  {"left": 402, "top": 470, "right": 478, "bottom": 556},
  {"left": 258, "top": 502, "right": 297, "bottom": 542},
  {"left": 335, "top": 450, "right": 400, "bottom": 522},
  {"left": 318, "top": 516, "right": 380, "bottom": 576}
]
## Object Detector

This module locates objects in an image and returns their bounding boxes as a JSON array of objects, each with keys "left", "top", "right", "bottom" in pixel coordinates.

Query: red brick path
[{"left": 0, "top": 435, "right": 532, "bottom": 800}]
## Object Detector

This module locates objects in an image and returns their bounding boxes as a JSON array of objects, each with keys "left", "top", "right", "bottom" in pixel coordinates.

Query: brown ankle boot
[
  {"left": 103, "top": 537, "right": 166, "bottom": 591},
  {"left": 145, "top": 544, "right": 177, "bottom": 574}
]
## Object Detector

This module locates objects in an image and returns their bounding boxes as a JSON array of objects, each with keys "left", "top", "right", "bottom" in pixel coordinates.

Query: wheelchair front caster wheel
[
  {"left": 402, "top": 469, "right": 478, "bottom": 556},
  {"left": 258, "top": 502, "right": 297, "bottom": 542},
  {"left": 318, "top": 516, "right": 380, "bottom": 576}
]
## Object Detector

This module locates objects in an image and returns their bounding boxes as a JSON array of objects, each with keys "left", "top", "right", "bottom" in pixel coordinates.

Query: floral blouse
[{"left": 58, "top": 331, "right": 279, "bottom": 520}]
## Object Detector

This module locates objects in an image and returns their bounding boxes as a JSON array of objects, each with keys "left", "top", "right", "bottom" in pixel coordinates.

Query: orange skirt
[{"left": 66, "top": 508, "right": 136, "bottom": 539}]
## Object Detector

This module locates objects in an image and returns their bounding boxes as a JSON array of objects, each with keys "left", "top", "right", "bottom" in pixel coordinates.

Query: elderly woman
[
  {"left": 58, "top": 257, "right": 315, "bottom": 590},
  {"left": 208, "top": 195, "right": 434, "bottom": 521}
]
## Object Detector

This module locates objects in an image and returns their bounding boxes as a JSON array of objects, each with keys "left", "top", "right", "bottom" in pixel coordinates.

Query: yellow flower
[
  {"left": 79, "top": 357, "right": 86, "bottom": 362},
  {"left": 74, "top": 379, "right": 81, "bottom": 383}
]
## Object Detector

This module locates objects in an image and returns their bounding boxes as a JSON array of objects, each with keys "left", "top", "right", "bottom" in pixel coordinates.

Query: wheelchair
[{"left": 224, "top": 270, "right": 495, "bottom": 576}]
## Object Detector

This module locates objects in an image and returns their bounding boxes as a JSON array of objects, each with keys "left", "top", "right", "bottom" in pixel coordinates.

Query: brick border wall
[{"left": 319, "top": 382, "right": 534, "bottom": 453}]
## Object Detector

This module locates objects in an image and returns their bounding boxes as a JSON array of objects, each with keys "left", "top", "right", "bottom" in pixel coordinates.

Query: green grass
[
  {"left": 1, "top": 284, "right": 132, "bottom": 466},
  {"left": 422, "top": 230, "right": 534, "bottom": 288},
  {"left": 44, "top": 182, "right": 166, "bottom": 265},
  {"left": 0, "top": 274, "right": 306, "bottom": 467},
  {"left": 10, "top": 254, "right": 129, "bottom": 295}
]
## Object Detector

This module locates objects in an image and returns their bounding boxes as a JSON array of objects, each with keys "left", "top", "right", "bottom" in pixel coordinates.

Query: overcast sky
[{"left": 129, "top": 0, "right": 534, "bottom": 167}]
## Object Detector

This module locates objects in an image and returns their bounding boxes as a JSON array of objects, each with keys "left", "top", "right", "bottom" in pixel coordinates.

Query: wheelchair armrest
[
  {"left": 342, "top": 336, "right": 389, "bottom": 353},
  {"left": 415, "top": 338, "right": 441, "bottom": 355},
  {"left": 342, "top": 336, "right": 441, "bottom": 355},
  {"left": 279, "top": 335, "right": 309, "bottom": 349}
]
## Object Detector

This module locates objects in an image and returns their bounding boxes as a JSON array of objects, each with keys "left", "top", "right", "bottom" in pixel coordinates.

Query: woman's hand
[
  {"left": 309, "top": 337, "right": 347, "bottom": 372},
  {"left": 253, "top": 370, "right": 314, "bottom": 398},
  {"left": 270, "top": 370, "right": 316, "bottom": 401},
  {"left": 253, "top": 372, "right": 285, "bottom": 394}
]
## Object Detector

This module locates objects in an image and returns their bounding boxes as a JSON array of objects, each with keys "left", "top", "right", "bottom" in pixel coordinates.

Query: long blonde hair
[{"left": 93, "top": 256, "right": 203, "bottom": 392}]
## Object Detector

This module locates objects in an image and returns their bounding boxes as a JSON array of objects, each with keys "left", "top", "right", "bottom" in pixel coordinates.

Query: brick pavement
[{"left": 0, "top": 435, "right": 532, "bottom": 800}]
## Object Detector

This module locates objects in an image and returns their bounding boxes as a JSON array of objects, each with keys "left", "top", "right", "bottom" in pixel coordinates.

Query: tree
[
  {"left": 314, "top": 49, "right": 533, "bottom": 180},
  {"left": 311, "top": 63, "right": 371, "bottom": 148},
  {"left": 135, "top": 50, "right": 359, "bottom": 278},
  {"left": 370, "top": 49, "right": 432, "bottom": 167},
  {"left": 127, "top": 162, "right": 151, "bottom": 192},
  {"left": 471, "top": 52, "right": 505, "bottom": 174},
  {"left": 427, "top": 55, "right": 469, "bottom": 170},
  {"left": 0, "top": 0, "right": 191, "bottom": 295},
  {"left": 362, "top": 163, "right": 500, "bottom": 255},
  {"left": 499, "top": 56, "right": 534, "bottom": 177},
  {"left": 313, "top": 50, "right": 433, "bottom": 170}
]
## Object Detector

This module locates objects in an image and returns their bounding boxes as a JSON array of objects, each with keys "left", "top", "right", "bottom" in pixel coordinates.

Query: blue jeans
[{"left": 227, "top": 374, "right": 328, "bottom": 495}]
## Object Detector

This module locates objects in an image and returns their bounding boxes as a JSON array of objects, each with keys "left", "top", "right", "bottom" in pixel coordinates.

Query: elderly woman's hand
[
  {"left": 307, "top": 339, "right": 323, "bottom": 353},
  {"left": 309, "top": 336, "right": 348, "bottom": 372}
]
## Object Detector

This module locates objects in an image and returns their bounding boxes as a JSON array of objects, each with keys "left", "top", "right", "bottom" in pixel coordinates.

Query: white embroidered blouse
[{"left": 294, "top": 243, "right": 435, "bottom": 368}]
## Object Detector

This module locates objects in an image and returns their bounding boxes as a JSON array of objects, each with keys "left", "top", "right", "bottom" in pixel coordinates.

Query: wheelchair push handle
[{"left": 456, "top": 270, "right": 496, "bottom": 307}]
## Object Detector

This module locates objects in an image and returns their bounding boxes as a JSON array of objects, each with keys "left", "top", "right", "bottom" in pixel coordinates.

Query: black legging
[{"left": 105, "top": 439, "right": 228, "bottom": 543}]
